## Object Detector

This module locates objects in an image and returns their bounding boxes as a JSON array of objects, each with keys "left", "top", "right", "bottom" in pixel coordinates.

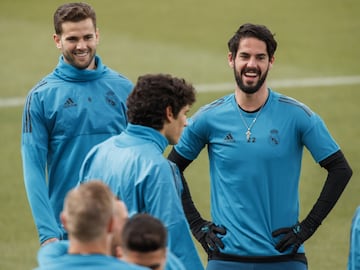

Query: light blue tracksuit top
[
  {"left": 21, "top": 55, "right": 133, "bottom": 244},
  {"left": 79, "top": 124, "right": 204, "bottom": 270}
]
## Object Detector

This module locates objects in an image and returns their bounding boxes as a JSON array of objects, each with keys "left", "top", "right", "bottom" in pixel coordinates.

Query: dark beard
[{"left": 234, "top": 67, "right": 269, "bottom": 94}]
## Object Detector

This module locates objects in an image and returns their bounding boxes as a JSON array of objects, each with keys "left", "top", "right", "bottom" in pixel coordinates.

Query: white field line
[
  {"left": 196, "top": 75, "right": 360, "bottom": 92},
  {"left": 1, "top": 75, "right": 360, "bottom": 108}
]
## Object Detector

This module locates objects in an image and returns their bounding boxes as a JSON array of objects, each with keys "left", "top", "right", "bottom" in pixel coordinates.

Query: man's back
[
  {"left": 79, "top": 74, "right": 204, "bottom": 270},
  {"left": 34, "top": 253, "right": 146, "bottom": 270}
]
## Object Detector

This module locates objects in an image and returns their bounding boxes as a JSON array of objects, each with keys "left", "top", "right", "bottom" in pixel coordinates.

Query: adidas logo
[
  {"left": 64, "top": 98, "right": 77, "bottom": 108},
  {"left": 224, "top": 133, "right": 235, "bottom": 142}
]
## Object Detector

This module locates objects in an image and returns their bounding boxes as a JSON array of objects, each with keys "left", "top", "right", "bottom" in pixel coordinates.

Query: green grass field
[{"left": 1, "top": 0, "right": 359, "bottom": 269}]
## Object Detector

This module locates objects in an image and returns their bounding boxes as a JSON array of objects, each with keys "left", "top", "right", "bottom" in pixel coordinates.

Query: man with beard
[
  {"left": 168, "top": 23, "right": 352, "bottom": 270},
  {"left": 21, "top": 2, "right": 133, "bottom": 246}
]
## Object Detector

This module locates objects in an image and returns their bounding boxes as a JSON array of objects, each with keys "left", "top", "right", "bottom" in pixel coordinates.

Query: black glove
[
  {"left": 272, "top": 218, "right": 318, "bottom": 254},
  {"left": 191, "top": 220, "right": 226, "bottom": 254}
]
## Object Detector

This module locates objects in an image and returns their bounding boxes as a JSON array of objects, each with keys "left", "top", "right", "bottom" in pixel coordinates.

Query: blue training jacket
[
  {"left": 35, "top": 241, "right": 146, "bottom": 270},
  {"left": 79, "top": 124, "right": 204, "bottom": 270},
  {"left": 37, "top": 240, "right": 186, "bottom": 270},
  {"left": 21, "top": 55, "right": 133, "bottom": 244},
  {"left": 348, "top": 206, "right": 360, "bottom": 270}
]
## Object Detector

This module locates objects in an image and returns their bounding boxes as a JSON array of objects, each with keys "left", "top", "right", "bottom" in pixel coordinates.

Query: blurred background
[{"left": 0, "top": 0, "right": 359, "bottom": 269}]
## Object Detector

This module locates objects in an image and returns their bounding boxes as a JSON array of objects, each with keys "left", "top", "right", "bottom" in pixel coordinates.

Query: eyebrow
[
  {"left": 65, "top": 33, "right": 94, "bottom": 40},
  {"left": 239, "top": 52, "right": 267, "bottom": 57}
]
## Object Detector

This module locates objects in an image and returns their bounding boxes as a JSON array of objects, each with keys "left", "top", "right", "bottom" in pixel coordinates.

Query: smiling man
[
  {"left": 168, "top": 23, "right": 352, "bottom": 270},
  {"left": 21, "top": 2, "right": 133, "bottom": 246}
]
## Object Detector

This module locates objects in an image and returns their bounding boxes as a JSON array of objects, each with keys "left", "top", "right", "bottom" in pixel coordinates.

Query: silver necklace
[{"left": 239, "top": 105, "right": 264, "bottom": 142}]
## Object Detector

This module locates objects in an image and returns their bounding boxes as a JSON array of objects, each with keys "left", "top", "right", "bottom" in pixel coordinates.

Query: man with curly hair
[{"left": 79, "top": 73, "right": 204, "bottom": 270}]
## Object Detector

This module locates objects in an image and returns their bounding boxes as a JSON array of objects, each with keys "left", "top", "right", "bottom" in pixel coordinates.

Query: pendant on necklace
[{"left": 246, "top": 129, "right": 251, "bottom": 142}]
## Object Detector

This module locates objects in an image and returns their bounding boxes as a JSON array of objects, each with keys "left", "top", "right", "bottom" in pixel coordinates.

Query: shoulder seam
[{"left": 279, "top": 96, "right": 312, "bottom": 116}]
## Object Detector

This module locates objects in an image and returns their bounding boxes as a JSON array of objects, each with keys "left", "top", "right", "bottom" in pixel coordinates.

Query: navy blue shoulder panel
[
  {"left": 23, "top": 80, "right": 48, "bottom": 133},
  {"left": 278, "top": 96, "right": 312, "bottom": 116}
]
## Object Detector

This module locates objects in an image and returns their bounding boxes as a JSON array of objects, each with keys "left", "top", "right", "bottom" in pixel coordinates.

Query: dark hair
[
  {"left": 53, "top": 2, "right": 96, "bottom": 35},
  {"left": 122, "top": 213, "right": 167, "bottom": 252},
  {"left": 227, "top": 23, "right": 277, "bottom": 60},
  {"left": 126, "top": 73, "right": 196, "bottom": 130}
]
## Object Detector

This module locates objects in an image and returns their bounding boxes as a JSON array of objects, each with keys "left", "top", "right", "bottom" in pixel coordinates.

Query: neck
[
  {"left": 68, "top": 236, "right": 109, "bottom": 255},
  {"left": 235, "top": 86, "right": 269, "bottom": 111}
]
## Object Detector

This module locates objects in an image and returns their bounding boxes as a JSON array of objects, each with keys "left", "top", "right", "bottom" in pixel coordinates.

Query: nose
[
  {"left": 247, "top": 56, "right": 258, "bottom": 68},
  {"left": 76, "top": 39, "right": 87, "bottom": 49}
]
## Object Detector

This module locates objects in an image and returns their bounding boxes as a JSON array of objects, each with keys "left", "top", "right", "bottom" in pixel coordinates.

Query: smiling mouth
[
  {"left": 242, "top": 68, "right": 260, "bottom": 79},
  {"left": 244, "top": 71, "right": 258, "bottom": 78},
  {"left": 74, "top": 51, "right": 89, "bottom": 57}
]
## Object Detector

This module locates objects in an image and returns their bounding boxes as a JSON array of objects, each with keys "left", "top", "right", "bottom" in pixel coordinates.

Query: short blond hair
[{"left": 63, "top": 181, "right": 114, "bottom": 242}]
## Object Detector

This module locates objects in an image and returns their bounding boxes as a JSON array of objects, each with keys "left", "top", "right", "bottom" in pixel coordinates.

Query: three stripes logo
[
  {"left": 224, "top": 133, "right": 235, "bottom": 143},
  {"left": 63, "top": 98, "right": 77, "bottom": 108}
]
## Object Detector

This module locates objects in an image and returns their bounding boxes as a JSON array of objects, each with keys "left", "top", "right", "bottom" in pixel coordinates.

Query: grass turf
[{"left": 0, "top": 0, "right": 359, "bottom": 269}]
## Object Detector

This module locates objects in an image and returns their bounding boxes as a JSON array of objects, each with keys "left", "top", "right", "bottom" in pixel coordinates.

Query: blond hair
[{"left": 63, "top": 181, "right": 114, "bottom": 242}]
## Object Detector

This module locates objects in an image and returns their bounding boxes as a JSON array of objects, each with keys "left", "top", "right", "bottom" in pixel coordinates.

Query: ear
[
  {"left": 53, "top": 34, "right": 61, "bottom": 49},
  {"left": 107, "top": 216, "right": 114, "bottom": 233},
  {"left": 269, "top": 56, "right": 275, "bottom": 69},
  {"left": 115, "top": 246, "right": 123, "bottom": 259},
  {"left": 165, "top": 106, "right": 174, "bottom": 122},
  {"left": 95, "top": 28, "right": 100, "bottom": 45},
  {"left": 60, "top": 212, "right": 67, "bottom": 230},
  {"left": 158, "top": 248, "right": 167, "bottom": 267},
  {"left": 228, "top": 52, "right": 234, "bottom": 68}
]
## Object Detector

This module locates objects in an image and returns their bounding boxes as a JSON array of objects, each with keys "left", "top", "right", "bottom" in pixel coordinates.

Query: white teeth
[
  {"left": 245, "top": 72, "right": 257, "bottom": 77},
  {"left": 75, "top": 52, "right": 88, "bottom": 56}
]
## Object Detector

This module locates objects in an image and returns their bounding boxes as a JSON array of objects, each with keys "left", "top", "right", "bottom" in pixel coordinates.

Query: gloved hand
[
  {"left": 272, "top": 219, "right": 317, "bottom": 254},
  {"left": 191, "top": 220, "right": 226, "bottom": 254}
]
